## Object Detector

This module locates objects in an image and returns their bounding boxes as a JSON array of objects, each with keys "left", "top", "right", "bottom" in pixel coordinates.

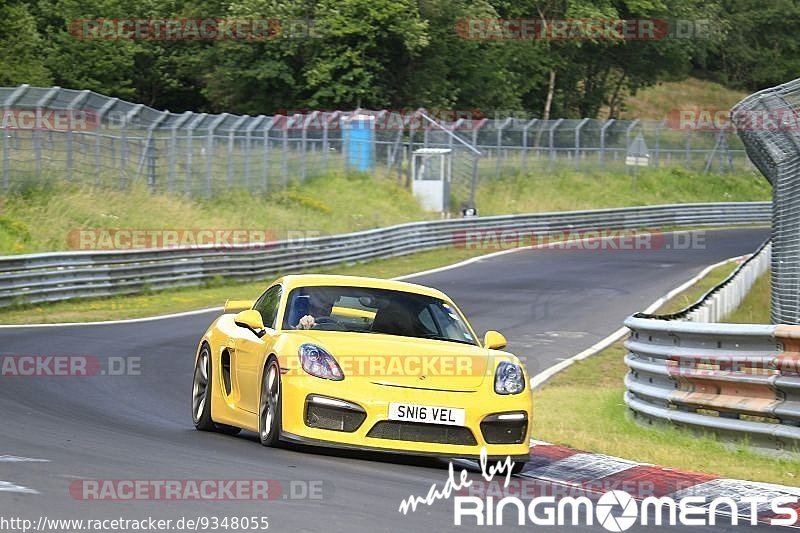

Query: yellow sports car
[{"left": 192, "top": 274, "right": 532, "bottom": 470}]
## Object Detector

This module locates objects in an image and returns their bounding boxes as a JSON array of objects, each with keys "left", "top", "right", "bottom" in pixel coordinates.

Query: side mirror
[
  {"left": 483, "top": 330, "right": 507, "bottom": 350},
  {"left": 234, "top": 310, "right": 266, "bottom": 338}
]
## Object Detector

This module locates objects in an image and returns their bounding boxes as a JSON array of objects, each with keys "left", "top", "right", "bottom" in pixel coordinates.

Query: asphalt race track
[{"left": 0, "top": 227, "right": 774, "bottom": 532}]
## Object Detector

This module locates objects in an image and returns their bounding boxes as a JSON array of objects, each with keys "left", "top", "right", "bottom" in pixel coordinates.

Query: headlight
[
  {"left": 494, "top": 361, "right": 525, "bottom": 394},
  {"left": 298, "top": 344, "right": 344, "bottom": 381}
]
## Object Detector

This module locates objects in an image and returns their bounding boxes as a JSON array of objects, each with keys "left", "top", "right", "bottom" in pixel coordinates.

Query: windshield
[{"left": 282, "top": 285, "right": 477, "bottom": 345}]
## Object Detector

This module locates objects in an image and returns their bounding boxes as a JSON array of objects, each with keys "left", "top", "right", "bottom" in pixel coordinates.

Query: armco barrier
[
  {"left": 0, "top": 202, "right": 769, "bottom": 308},
  {"left": 624, "top": 316, "right": 800, "bottom": 452}
]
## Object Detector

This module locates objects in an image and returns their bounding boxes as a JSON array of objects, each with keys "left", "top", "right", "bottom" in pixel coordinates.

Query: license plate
[{"left": 388, "top": 403, "right": 465, "bottom": 426}]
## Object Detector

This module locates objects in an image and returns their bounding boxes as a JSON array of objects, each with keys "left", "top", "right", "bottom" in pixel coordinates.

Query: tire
[
  {"left": 258, "top": 356, "right": 282, "bottom": 446},
  {"left": 510, "top": 461, "right": 527, "bottom": 476},
  {"left": 192, "top": 344, "right": 242, "bottom": 435},
  {"left": 192, "top": 344, "right": 216, "bottom": 431}
]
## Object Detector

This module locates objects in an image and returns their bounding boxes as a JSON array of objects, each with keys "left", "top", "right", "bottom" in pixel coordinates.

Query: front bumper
[{"left": 280, "top": 376, "right": 533, "bottom": 460}]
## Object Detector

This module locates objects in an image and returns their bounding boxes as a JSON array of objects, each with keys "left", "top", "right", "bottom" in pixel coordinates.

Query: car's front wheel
[{"left": 259, "top": 356, "right": 282, "bottom": 446}]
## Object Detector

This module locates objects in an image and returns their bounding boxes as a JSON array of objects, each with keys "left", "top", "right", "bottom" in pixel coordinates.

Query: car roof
[{"left": 275, "top": 274, "right": 450, "bottom": 300}]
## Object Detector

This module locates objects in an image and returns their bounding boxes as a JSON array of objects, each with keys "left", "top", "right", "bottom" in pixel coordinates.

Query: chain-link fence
[
  {"left": 733, "top": 79, "right": 800, "bottom": 325},
  {"left": 2, "top": 84, "right": 752, "bottom": 207}
]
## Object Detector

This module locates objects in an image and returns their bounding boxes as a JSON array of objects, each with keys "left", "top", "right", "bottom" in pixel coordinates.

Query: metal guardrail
[
  {"left": 622, "top": 238, "right": 800, "bottom": 452},
  {"left": 0, "top": 202, "right": 769, "bottom": 308},
  {"left": 624, "top": 317, "right": 800, "bottom": 452}
]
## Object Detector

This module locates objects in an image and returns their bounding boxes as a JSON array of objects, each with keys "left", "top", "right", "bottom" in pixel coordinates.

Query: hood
[{"left": 284, "top": 331, "right": 492, "bottom": 392}]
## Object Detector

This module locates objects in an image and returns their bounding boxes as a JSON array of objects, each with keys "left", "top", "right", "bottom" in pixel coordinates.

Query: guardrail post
[{"left": 2, "top": 84, "right": 29, "bottom": 191}]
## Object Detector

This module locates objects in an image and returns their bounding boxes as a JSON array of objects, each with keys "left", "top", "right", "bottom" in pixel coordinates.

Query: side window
[{"left": 253, "top": 285, "right": 282, "bottom": 329}]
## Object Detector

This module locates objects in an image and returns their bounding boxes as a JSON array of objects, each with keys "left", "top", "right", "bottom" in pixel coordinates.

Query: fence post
[
  {"left": 684, "top": 130, "right": 692, "bottom": 170},
  {"left": 228, "top": 115, "right": 249, "bottom": 186},
  {"left": 138, "top": 110, "right": 169, "bottom": 192},
  {"left": 653, "top": 119, "right": 665, "bottom": 167},
  {"left": 244, "top": 115, "right": 265, "bottom": 189},
  {"left": 2, "top": 85, "right": 29, "bottom": 191},
  {"left": 263, "top": 117, "right": 275, "bottom": 192},
  {"left": 282, "top": 116, "right": 292, "bottom": 186},
  {"left": 599, "top": 119, "right": 614, "bottom": 169},
  {"left": 522, "top": 118, "right": 537, "bottom": 170},
  {"left": 301, "top": 112, "right": 318, "bottom": 181},
  {"left": 34, "top": 87, "right": 60, "bottom": 178},
  {"left": 548, "top": 118, "right": 564, "bottom": 171},
  {"left": 168, "top": 111, "right": 193, "bottom": 193},
  {"left": 206, "top": 113, "right": 228, "bottom": 198},
  {"left": 322, "top": 112, "right": 337, "bottom": 173},
  {"left": 495, "top": 117, "right": 511, "bottom": 178},
  {"left": 574, "top": 117, "right": 589, "bottom": 170},
  {"left": 122, "top": 104, "right": 144, "bottom": 189},
  {"left": 95, "top": 96, "right": 119, "bottom": 186},
  {"left": 64, "top": 90, "right": 90, "bottom": 183},
  {"left": 185, "top": 113, "right": 207, "bottom": 196}
]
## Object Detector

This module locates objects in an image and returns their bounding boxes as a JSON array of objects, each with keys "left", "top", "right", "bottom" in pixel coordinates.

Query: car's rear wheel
[
  {"left": 192, "top": 344, "right": 240, "bottom": 435},
  {"left": 193, "top": 345, "right": 215, "bottom": 431},
  {"left": 259, "top": 356, "right": 282, "bottom": 446}
]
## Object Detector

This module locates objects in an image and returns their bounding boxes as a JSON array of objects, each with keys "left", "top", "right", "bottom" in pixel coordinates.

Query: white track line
[
  {"left": 0, "top": 481, "right": 39, "bottom": 494},
  {"left": 0, "top": 455, "right": 50, "bottom": 463}
]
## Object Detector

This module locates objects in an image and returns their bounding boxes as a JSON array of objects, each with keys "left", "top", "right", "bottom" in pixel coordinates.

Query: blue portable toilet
[{"left": 344, "top": 113, "right": 375, "bottom": 172}]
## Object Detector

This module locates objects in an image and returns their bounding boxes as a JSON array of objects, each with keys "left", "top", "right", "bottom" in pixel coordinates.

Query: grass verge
[
  {"left": 0, "top": 168, "right": 770, "bottom": 255},
  {"left": 727, "top": 270, "right": 771, "bottom": 324},
  {"left": 532, "top": 261, "right": 800, "bottom": 486}
]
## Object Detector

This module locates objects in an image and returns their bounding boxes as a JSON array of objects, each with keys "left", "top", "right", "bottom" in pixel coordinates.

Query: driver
[{"left": 296, "top": 292, "right": 335, "bottom": 329}]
